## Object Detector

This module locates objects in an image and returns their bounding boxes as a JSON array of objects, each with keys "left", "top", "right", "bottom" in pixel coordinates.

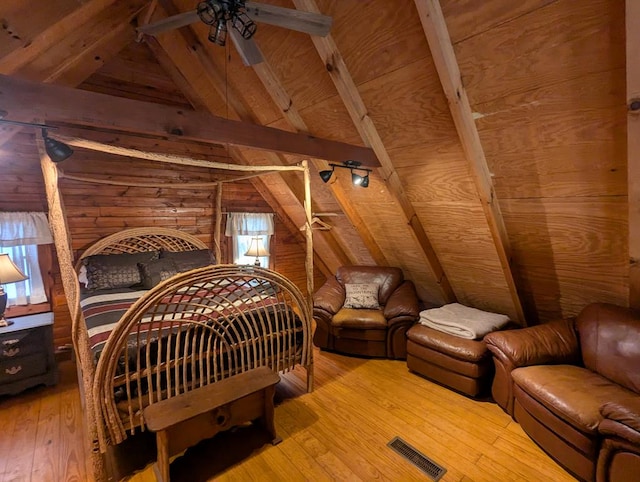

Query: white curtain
[
  {"left": 225, "top": 213, "right": 274, "bottom": 266},
  {"left": 0, "top": 212, "right": 52, "bottom": 306}
]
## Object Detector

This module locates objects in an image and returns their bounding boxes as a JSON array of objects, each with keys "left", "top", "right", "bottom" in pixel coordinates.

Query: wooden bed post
[
  {"left": 215, "top": 181, "right": 223, "bottom": 263},
  {"left": 37, "top": 133, "right": 108, "bottom": 482},
  {"left": 302, "top": 160, "right": 315, "bottom": 392}
]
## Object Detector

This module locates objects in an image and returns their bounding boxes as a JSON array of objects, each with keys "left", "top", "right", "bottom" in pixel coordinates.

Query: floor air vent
[{"left": 387, "top": 436, "right": 447, "bottom": 481}]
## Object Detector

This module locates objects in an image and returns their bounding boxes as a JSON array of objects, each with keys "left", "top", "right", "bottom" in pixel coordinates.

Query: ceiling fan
[{"left": 138, "top": 0, "right": 332, "bottom": 66}]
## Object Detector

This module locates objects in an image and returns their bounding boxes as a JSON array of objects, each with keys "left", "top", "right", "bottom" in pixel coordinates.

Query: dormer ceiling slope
[{"left": 0, "top": 0, "right": 629, "bottom": 323}]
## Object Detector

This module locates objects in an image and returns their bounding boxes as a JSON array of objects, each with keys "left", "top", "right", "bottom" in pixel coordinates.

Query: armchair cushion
[{"left": 333, "top": 308, "right": 386, "bottom": 329}]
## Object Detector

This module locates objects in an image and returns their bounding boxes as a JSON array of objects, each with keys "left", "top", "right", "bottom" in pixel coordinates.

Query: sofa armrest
[
  {"left": 600, "top": 398, "right": 640, "bottom": 440},
  {"left": 483, "top": 318, "right": 579, "bottom": 416},
  {"left": 313, "top": 276, "right": 345, "bottom": 318},
  {"left": 484, "top": 318, "right": 580, "bottom": 368},
  {"left": 384, "top": 280, "right": 419, "bottom": 324}
]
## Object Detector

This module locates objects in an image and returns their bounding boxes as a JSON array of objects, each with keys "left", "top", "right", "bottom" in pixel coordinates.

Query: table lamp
[
  {"left": 0, "top": 253, "right": 28, "bottom": 327},
  {"left": 244, "top": 237, "right": 269, "bottom": 267}
]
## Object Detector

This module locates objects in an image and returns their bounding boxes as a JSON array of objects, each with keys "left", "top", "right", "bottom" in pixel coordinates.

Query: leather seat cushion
[
  {"left": 512, "top": 365, "right": 637, "bottom": 434},
  {"left": 406, "top": 324, "right": 489, "bottom": 363},
  {"left": 332, "top": 308, "right": 387, "bottom": 329}
]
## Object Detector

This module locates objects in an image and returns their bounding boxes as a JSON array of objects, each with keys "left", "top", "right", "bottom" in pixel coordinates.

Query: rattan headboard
[{"left": 78, "top": 227, "right": 208, "bottom": 266}]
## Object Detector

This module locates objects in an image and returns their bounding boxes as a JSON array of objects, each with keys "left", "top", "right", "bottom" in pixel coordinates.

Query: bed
[{"left": 69, "top": 227, "right": 313, "bottom": 459}]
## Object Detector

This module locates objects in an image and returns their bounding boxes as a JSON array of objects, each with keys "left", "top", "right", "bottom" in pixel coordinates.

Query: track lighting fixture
[{"left": 319, "top": 160, "right": 372, "bottom": 188}]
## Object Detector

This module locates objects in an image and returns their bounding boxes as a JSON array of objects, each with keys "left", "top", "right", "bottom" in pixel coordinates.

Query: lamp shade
[
  {"left": 0, "top": 254, "right": 28, "bottom": 327},
  {"left": 0, "top": 254, "right": 27, "bottom": 284},
  {"left": 244, "top": 237, "right": 269, "bottom": 258}
]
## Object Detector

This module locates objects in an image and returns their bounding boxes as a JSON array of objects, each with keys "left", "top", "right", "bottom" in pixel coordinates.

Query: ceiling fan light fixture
[
  {"left": 209, "top": 19, "right": 228, "bottom": 46},
  {"left": 197, "top": 0, "right": 223, "bottom": 25},
  {"left": 232, "top": 12, "right": 257, "bottom": 39}
]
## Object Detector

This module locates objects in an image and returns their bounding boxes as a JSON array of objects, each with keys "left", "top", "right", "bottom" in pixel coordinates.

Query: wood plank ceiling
[{"left": 0, "top": 0, "right": 628, "bottom": 325}]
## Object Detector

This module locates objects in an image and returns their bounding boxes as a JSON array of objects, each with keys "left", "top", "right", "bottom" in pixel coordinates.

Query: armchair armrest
[
  {"left": 600, "top": 398, "right": 640, "bottom": 444},
  {"left": 384, "top": 280, "right": 419, "bottom": 324},
  {"left": 312, "top": 276, "right": 345, "bottom": 319},
  {"left": 597, "top": 398, "right": 640, "bottom": 481},
  {"left": 483, "top": 318, "right": 579, "bottom": 416},
  {"left": 484, "top": 318, "right": 580, "bottom": 368}
]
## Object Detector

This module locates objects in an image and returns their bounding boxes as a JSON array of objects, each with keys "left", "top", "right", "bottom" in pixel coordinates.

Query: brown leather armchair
[
  {"left": 484, "top": 303, "right": 640, "bottom": 482},
  {"left": 313, "top": 266, "right": 419, "bottom": 359}
]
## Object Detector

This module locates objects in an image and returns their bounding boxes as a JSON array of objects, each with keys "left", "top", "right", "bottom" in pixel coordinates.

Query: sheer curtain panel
[
  {"left": 225, "top": 213, "right": 274, "bottom": 266},
  {"left": 0, "top": 212, "right": 53, "bottom": 306}
]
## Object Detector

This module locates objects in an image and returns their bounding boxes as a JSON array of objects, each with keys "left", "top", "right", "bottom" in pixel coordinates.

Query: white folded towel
[{"left": 419, "top": 303, "right": 509, "bottom": 339}]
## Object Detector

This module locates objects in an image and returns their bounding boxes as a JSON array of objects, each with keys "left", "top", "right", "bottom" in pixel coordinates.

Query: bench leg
[
  {"left": 258, "top": 385, "right": 281, "bottom": 445},
  {"left": 155, "top": 431, "right": 170, "bottom": 482}
]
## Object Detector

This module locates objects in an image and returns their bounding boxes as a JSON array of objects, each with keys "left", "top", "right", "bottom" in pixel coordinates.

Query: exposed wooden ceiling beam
[
  {"left": 292, "top": 0, "right": 455, "bottom": 301},
  {"left": 0, "top": 73, "right": 379, "bottom": 165},
  {"left": 413, "top": 0, "right": 525, "bottom": 324},
  {"left": 627, "top": 0, "right": 640, "bottom": 308}
]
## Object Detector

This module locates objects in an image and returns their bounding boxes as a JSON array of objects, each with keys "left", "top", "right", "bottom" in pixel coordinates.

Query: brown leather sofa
[
  {"left": 313, "top": 266, "right": 419, "bottom": 359},
  {"left": 484, "top": 303, "right": 640, "bottom": 482}
]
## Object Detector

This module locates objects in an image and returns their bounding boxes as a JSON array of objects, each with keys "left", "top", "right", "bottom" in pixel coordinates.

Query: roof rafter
[
  {"left": 413, "top": 0, "right": 525, "bottom": 323},
  {"left": 0, "top": 0, "right": 149, "bottom": 147},
  {"left": 141, "top": 6, "right": 350, "bottom": 273},
  {"left": 292, "top": 0, "right": 455, "bottom": 301}
]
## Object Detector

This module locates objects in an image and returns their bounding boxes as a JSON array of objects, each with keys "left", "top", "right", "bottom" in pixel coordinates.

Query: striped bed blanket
[{"left": 80, "top": 280, "right": 289, "bottom": 363}]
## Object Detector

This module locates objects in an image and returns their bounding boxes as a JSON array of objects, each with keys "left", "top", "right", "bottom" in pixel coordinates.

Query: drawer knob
[
  {"left": 2, "top": 339, "right": 19, "bottom": 346},
  {"left": 2, "top": 347, "right": 19, "bottom": 357},
  {"left": 5, "top": 366, "right": 22, "bottom": 376}
]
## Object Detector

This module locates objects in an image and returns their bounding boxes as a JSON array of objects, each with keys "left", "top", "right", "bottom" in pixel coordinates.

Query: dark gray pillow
[
  {"left": 160, "top": 249, "right": 215, "bottom": 272},
  {"left": 138, "top": 258, "right": 179, "bottom": 289},
  {"left": 84, "top": 251, "right": 159, "bottom": 291}
]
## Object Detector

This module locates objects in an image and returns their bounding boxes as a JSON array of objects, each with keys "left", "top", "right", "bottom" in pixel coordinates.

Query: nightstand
[{"left": 0, "top": 312, "right": 58, "bottom": 396}]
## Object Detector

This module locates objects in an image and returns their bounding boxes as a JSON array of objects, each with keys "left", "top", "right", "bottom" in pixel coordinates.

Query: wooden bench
[{"left": 143, "top": 367, "right": 281, "bottom": 482}]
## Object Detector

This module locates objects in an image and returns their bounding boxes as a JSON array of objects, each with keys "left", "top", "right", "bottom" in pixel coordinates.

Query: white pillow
[
  {"left": 344, "top": 283, "right": 380, "bottom": 309},
  {"left": 78, "top": 265, "right": 88, "bottom": 286}
]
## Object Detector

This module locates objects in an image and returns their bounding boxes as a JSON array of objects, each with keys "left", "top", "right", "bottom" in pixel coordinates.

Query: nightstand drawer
[
  {"left": 0, "top": 353, "right": 47, "bottom": 383},
  {"left": 0, "top": 329, "right": 43, "bottom": 360}
]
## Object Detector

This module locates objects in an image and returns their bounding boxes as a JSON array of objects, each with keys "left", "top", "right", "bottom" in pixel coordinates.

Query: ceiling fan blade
[
  {"left": 244, "top": 1, "right": 332, "bottom": 37},
  {"left": 229, "top": 28, "right": 264, "bottom": 66},
  {"left": 138, "top": 10, "right": 199, "bottom": 36}
]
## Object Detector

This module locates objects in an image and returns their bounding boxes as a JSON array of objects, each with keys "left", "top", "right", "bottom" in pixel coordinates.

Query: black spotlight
[
  {"left": 360, "top": 173, "right": 370, "bottom": 188},
  {"left": 319, "top": 167, "right": 334, "bottom": 183},
  {"left": 351, "top": 170, "right": 364, "bottom": 186},
  {"left": 43, "top": 130, "right": 73, "bottom": 163}
]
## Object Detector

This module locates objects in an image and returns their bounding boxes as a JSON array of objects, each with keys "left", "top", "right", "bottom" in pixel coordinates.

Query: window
[
  {"left": 225, "top": 213, "right": 274, "bottom": 267},
  {"left": 0, "top": 212, "right": 53, "bottom": 308}
]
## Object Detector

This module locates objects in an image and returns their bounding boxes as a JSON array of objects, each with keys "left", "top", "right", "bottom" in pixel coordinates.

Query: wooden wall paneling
[
  {"left": 453, "top": 0, "right": 625, "bottom": 107},
  {"left": 293, "top": 0, "right": 454, "bottom": 303},
  {"left": 414, "top": 0, "right": 525, "bottom": 324},
  {"left": 628, "top": 0, "right": 640, "bottom": 307}
]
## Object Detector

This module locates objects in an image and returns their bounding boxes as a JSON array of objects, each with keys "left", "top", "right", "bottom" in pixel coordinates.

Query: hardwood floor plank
[{"left": 0, "top": 349, "right": 578, "bottom": 482}]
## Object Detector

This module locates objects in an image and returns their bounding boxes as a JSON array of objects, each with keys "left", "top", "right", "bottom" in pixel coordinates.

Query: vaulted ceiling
[{"left": 0, "top": 0, "right": 630, "bottom": 324}]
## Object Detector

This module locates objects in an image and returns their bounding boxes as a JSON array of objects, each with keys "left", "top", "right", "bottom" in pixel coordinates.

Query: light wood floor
[{"left": 0, "top": 349, "right": 577, "bottom": 482}]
